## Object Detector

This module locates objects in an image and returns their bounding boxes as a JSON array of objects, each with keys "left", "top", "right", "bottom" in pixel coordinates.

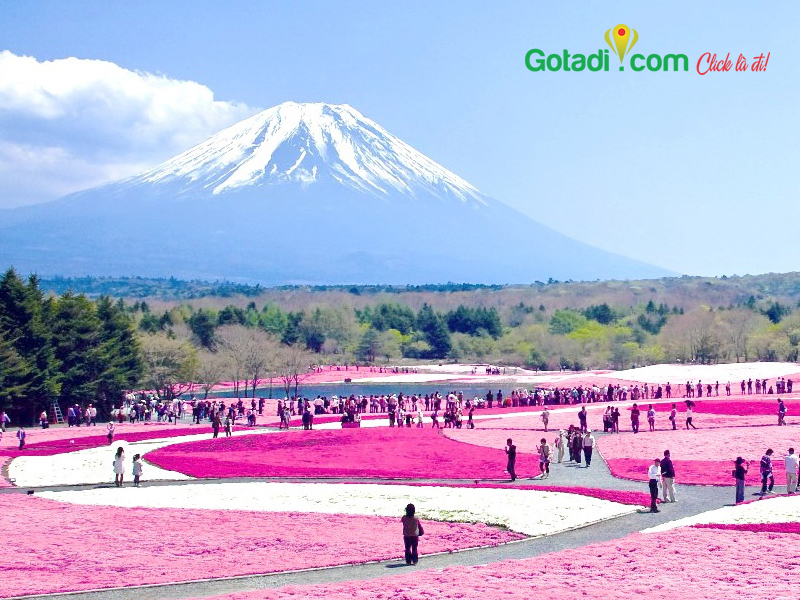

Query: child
[{"left": 132, "top": 454, "right": 143, "bottom": 487}]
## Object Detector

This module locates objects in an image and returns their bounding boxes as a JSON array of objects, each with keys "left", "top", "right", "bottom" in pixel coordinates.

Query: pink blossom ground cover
[
  {"left": 478, "top": 410, "right": 784, "bottom": 433},
  {"left": 147, "top": 428, "right": 536, "bottom": 480},
  {"left": 0, "top": 494, "right": 522, "bottom": 597},
  {"left": 600, "top": 425, "right": 800, "bottom": 485},
  {"left": 0, "top": 424, "right": 216, "bottom": 457},
  {"left": 185, "top": 527, "right": 800, "bottom": 600},
  {"left": 694, "top": 522, "right": 800, "bottom": 534}
]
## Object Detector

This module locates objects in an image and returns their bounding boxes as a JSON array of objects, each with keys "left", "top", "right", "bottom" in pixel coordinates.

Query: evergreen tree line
[{"left": 0, "top": 269, "right": 141, "bottom": 425}]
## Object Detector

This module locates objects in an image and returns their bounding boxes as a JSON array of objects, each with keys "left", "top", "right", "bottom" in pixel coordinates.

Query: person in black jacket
[
  {"left": 505, "top": 438, "right": 517, "bottom": 481},
  {"left": 661, "top": 450, "right": 676, "bottom": 502}
]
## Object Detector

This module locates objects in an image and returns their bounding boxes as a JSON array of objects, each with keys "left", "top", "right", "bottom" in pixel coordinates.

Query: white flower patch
[
  {"left": 643, "top": 494, "right": 800, "bottom": 533},
  {"left": 8, "top": 428, "right": 272, "bottom": 487},
  {"left": 38, "top": 481, "right": 635, "bottom": 537}
]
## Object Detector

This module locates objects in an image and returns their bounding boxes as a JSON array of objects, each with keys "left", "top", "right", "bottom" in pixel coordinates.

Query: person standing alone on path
[
  {"left": 785, "top": 448, "right": 798, "bottom": 494},
  {"left": 661, "top": 450, "right": 676, "bottom": 503},
  {"left": 733, "top": 457, "right": 749, "bottom": 504},
  {"left": 583, "top": 430, "right": 596, "bottom": 466},
  {"left": 760, "top": 449, "right": 775, "bottom": 495},
  {"left": 647, "top": 405, "right": 656, "bottom": 432},
  {"left": 132, "top": 454, "right": 143, "bottom": 487},
  {"left": 113, "top": 446, "right": 125, "bottom": 487},
  {"left": 669, "top": 404, "right": 677, "bottom": 430},
  {"left": 648, "top": 458, "right": 662, "bottom": 513},
  {"left": 630, "top": 404, "right": 640, "bottom": 434},
  {"left": 505, "top": 438, "right": 517, "bottom": 482},
  {"left": 401, "top": 503, "right": 423, "bottom": 565},
  {"left": 578, "top": 406, "right": 588, "bottom": 433},
  {"left": 16, "top": 426, "right": 25, "bottom": 450}
]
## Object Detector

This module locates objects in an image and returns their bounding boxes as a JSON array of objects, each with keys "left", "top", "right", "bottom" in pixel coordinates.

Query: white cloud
[{"left": 0, "top": 51, "right": 258, "bottom": 208}]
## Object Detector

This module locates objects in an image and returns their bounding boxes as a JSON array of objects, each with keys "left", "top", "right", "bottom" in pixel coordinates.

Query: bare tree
[
  {"left": 217, "top": 326, "right": 282, "bottom": 398},
  {"left": 139, "top": 334, "right": 198, "bottom": 401},
  {"left": 278, "top": 344, "right": 312, "bottom": 401},
  {"left": 721, "top": 309, "right": 767, "bottom": 362},
  {"left": 195, "top": 350, "right": 229, "bottom": 399}
]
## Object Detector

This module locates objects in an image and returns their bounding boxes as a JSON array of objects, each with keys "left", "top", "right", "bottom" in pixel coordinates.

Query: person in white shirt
[
  {"left": 648, "top": 458, "right": 662, "bottom": 513},
  {"left": 582, "top": 430, "right": 596, "bottom": 466},
  {"left": 785, "top": 447, "right": 799, "bottom": 494}
]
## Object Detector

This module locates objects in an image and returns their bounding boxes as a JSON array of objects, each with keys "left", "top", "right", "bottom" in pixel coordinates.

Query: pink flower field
[
  {"left": 182, "top": 527, "right": 800, "bottom": 600},
  {"left": 147, "top": 428, "right": 535, "bottom": 479},
  {"left": 0, "top": 494, "right": 523, "bottom": 597},
  {"left": 694, "top": 522, "right": 800, "bottom": 534},
  {"left": 600, "top": 425, "right": 800, "bottom": 485}
]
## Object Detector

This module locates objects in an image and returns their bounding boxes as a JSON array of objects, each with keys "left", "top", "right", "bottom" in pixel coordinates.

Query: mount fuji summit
[{"left": 0, "top": 102, "right": 669, "bottom": 284}]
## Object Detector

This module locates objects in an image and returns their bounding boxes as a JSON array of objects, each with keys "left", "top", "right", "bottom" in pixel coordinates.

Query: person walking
[
  {"left": 647, "top": 405, "right": 656, "bottom": 432},
  {"left": 16, "top": 426, "right": 25, "bottom": 450},
  {"left": 113, "top": 446, "right": 125, "bottom": 487},
  {"left": 785, "top": 448, "right": 798, "bottom": 494},
  {"left": 401, "top": 503, "right": 424, "bottom": 565},
  {"left": 536, "top": 437, "right": 551, "bottom": 479},
  {"left": 760, "top": 449, "right": 775, "bottom": 495},
  {"left": 582, "top": 430, "right": 596, "bottom": 467},
  {"left": 733, "top": 457, "right": 749, "bottom": 504},
  {"left": 505, "top": 438, "right": 517, "bottom": 482},
  {"left": 685, "top": 405, "right": 697, "bottom": 429},
  {"left": 778, "top": 399, "right": 787, "bottom": 426},
  {"left": 107, "top": 422, "right": 115, "bottom": 444},
  {"left": 669, "top": 404, "right": 677, "bottom": 430},
  {"left": 541, "top": 407, "right": 550, "bottom": 432},
  {"left": 555, "top": 430, "right": 566, "bottom": 463},
  {"left": 661, "top": 450, "right": 676, "bottom": 503},
  {"left": 648, "top": 458, "right": 661, "bottom": 513}
]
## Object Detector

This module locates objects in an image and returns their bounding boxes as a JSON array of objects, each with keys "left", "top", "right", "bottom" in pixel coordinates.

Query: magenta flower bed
[
  {"left": 0, "top": 494, "right": 523, "bottom": 598},
  {"left": 599, "top": 426, "right": 800, "bottom": 485},
  {"left": 694, "top": 522, "right": 800, "bottom": 534},
  {"left": 147, "top": 428, "right": 538, "bottom": 480},
  {"left": 1, "top": 424, "right": 216, "bottom": 457},
  {"left": 189, "top": 528, "right": 800, "bottom": 600},
  {"left": 604, "top": 457, "right": 786, "bottom": 487},
  {"left": 648, "top": 399, "right": 800, "bottom": 417}
]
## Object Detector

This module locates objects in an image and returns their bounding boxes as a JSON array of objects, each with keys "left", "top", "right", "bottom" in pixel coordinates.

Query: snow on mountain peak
[{"left": 138, "top": 101, "right": 486, "bottom": 205}]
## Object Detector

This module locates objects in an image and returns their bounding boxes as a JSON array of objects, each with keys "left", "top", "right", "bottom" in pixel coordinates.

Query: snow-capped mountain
[
  {"left": 0, "top": 102, "right": 671, "bottom": 284},
  {"left": 136, "top": 102, "right": 486, "bottom": 206}
]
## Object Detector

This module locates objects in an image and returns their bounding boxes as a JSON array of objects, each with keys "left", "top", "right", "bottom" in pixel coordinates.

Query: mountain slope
[{"left": 0, "top": 102, "right": 672, "bottom": 284}]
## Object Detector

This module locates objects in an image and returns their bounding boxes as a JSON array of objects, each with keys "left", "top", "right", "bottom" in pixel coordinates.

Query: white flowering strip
[
  {"left": 643, "top": 494, "right": 800, "bottom": 533},
  {"left": 39, "top": 481, "right": 636, "bottom": 537},
  {"left": 8, "top": 428, "right": 271, "bottom": 488}
]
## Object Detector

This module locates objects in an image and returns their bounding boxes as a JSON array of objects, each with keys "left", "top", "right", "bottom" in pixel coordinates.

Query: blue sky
[{"left": 0, "top": 0, "right": 797, "bottom": 276}]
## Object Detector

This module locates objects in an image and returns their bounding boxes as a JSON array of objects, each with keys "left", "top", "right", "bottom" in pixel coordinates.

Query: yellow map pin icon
[{"left": 605, "top": 24, "right": 638, "bottom": 64}]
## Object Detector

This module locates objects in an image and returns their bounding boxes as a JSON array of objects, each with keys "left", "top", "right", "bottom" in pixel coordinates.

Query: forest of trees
[{"left": 5, "top": 268, "right": 800, "bottom": 423}]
